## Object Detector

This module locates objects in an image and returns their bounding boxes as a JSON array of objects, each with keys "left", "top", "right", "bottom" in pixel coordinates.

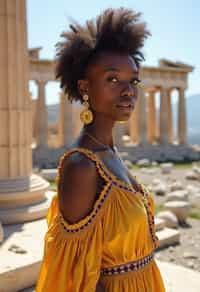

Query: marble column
[
  {"left": 59, "top": 92, "right": 75, "bottom": 146},
  {"left": 138, "top": 87, "right": 147, "bottom": 144},
  {"left": 0, "top": 0, "right": 50, "bottom": 224},
  {"left": 178, "top": 87, "right": 187, "bottom": 144},
  {"left": 159, "top": 87, "right": 169, "bottom": 144},
  {"left": 35, "top": 80, "right": 48, "bottom": 148},
  {"left": 167, "top": 89, "right": 174, "bottom": 144},
  {"left": 147, "top": 89, "right": 157, "bottom": 143}
]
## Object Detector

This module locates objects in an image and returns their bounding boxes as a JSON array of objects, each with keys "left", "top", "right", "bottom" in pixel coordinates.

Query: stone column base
[{"left": 0, "top": 175, "right": 53, "bottom": 224}]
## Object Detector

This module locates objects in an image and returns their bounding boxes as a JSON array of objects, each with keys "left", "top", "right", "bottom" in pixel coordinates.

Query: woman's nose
[{"left": 121, "top": 83, "right": 135, "bottom": 97}]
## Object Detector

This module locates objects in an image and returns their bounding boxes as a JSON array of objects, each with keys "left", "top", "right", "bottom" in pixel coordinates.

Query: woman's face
[{"left": 79, "top": 51, "right": 140, "bottom": 122}]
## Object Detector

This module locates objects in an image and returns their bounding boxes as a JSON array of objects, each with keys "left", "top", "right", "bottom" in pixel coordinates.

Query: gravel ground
[{"left": 155, "top": 218, "right": 200, "bottom": 271}]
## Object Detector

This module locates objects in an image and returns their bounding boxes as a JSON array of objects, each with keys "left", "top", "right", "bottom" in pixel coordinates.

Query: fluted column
[
  {"left": 0, "top": 0, "right": 31, "bottom": 179},
  {"left": 178, "top": 87, "right": 187, "bottom": 144},
  {"left": 138, "top": 87, "right": 147, "bottom": 144},
  {"left": 147, "top": 89, "right": 157, "bottom": 143},
  {"left": 129, "top": 99, "right": 139, "bottom": 144},
  {"left": 167, "top": 89, "right": 173, "bottom": 144},
  {"left": 59, "top": 92, "right": 75, "bottom": 146},
  {"left": 159, "top": 87, "right": 169, "bottom": 144},
  {"left": 35, "top": 80, "right": 48, "bottom": 148},
  {"left": 0, "top": 1, "right": 50, "bottom": 224}
]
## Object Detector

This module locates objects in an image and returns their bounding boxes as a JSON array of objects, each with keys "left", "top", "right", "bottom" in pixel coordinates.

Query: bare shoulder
[{"left": 58, "top": 152, "right": 99, "bottom": 224}]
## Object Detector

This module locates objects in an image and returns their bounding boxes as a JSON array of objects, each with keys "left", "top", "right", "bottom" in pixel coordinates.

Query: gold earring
[{"left": 80, "top": 94, "right": 93, "bottom": 124}]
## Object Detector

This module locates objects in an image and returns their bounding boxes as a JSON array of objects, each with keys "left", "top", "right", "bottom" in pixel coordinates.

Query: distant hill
[{"left": 47, "top": 94, "right": 200, "bottom": 145}]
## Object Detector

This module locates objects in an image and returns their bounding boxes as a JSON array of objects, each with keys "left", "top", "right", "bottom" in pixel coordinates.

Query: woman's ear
[{"left": 77, "top": 79, "right": 89, "bottom": 96}]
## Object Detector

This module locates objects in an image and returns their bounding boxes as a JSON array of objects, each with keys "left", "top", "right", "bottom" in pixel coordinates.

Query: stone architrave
[
  {"left": 178, "top": 87, "right": 187, "bottom": 144},
  {"left": 35, "top": 80, "right": 48, "bottom": 148},
  {"left": 0, "top": 0, "right": 50, "bottom": 224},
  {"left": 159, "top": 87, "right": 169, "bottom": 144},
  {"left": 147, "top": 89, "right": 157, "bottom": 143},
  {"left": 138, "top": 86, "right": 147, "bottom": 144}
]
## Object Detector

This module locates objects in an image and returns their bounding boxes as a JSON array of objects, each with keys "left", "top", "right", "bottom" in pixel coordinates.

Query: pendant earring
[{"left": 80, "top": 94, "right": 93, "bottom": 124}]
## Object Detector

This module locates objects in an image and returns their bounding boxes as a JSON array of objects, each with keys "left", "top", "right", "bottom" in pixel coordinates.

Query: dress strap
[{"left": 57, "top": 147, "right": 111, "bottom": 186}]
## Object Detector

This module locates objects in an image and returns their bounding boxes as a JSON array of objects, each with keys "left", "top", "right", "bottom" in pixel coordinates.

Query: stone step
[
  {"left": 155, "top": 217, "right": 166, "bottom": 231},
  {"left": 156, "top": 227, "right": 180, "bottom": 249}
]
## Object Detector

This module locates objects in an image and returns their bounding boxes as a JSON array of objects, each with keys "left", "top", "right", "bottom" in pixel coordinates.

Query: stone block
[
  {"left": 166, "top": 190, "right": 188, "bottom": 202},
  {"left": 156, "top": 210, "right": 179, "bottom": 228},
  {"left": 136, "top": 159, "right": 150, "bottom": 167},
  {"left": 164, "top": 201, "right": 191, "bottom": 223},
  {"left": 185, "top": 171, "right": 199, "bottom": 180},
  {"left": 156, "top": 227, "right": 180, "bottom": 248},
  {"left": 153, "top": 183, "right": 166, "bottom": 196},
  {"left": 155, "top": 217, "right": 166, "bottom": 231},
  {"left": 40, "top": 169, "right": 58, "bottom": 181},
  {"left": 160, "top": 163, "right": 174, "bottom": 174},
  {"left": 169, "top": 181, "right": 184, "bottom": 191}
]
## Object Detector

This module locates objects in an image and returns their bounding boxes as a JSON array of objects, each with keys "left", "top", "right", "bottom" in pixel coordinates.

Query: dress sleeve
[
  {"left": 36, "top": 194, "right": 107, "bottom": 292},
  {"left": 36, "top": 149, "right": 112, "bottom": 292}
]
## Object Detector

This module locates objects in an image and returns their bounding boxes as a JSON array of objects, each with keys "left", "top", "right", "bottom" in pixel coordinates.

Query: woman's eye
[
  {"left": 131, "top": 79, "right": 141, "bottom": 86},
  {"left": 107, "top": 76, "right": 118, "bottom": 83}
]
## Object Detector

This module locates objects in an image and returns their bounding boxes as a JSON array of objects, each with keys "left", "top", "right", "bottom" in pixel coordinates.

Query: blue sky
[{"left": 27, "top": 0, "right": 199, "bottom": 104}]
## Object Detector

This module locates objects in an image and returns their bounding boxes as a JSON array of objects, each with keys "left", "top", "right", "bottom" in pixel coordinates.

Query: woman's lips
[{"left": 116, "top": 103, "right": 134, "bottom": 110}]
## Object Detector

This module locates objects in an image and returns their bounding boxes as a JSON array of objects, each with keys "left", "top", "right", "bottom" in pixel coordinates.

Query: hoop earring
[{"left": 80, "top": 94, "right": 93, "bottom": 124}]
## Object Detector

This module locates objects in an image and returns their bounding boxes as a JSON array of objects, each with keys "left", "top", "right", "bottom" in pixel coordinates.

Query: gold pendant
[{"left": 80, "top": 109, "right": 93, "bottom": 124}]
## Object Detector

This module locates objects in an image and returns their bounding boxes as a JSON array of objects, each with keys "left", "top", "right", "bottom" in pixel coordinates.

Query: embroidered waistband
[{"left": 101, "top": 252, "right": 154, "bottom": 276}]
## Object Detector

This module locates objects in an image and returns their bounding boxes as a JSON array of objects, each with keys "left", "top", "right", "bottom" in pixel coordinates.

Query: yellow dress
[{"left": 36, "top": 148, "right": 165, "bottom": 292}]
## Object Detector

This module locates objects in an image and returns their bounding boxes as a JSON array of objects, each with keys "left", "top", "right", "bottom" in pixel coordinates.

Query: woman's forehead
[{"left": 87, "top": 52, "right": 138, "bottom": 75}]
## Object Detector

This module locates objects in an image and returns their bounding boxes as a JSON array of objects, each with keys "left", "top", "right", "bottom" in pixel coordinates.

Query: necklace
[
  {"left": 84, "top": 131, "right": 124, "bottom": 164},
  {"left": 84, "top": 131, "right": 116, "bottom": 152}
]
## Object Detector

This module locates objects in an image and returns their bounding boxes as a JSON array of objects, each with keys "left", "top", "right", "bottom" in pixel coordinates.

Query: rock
[
  {"left": 156, "top": 227, "right": 180, "bottom": 248},
  {"left": 140, "top": 168, "right": 157, "bottom": 175},
  {"left": 136, "top": 159, "right": 150, "bottom": 167},
  {"left": 192, "top": 165, "right": 200, "bottom": 175},
  {"left": 155, "top": 217, "right": 166, "bottom": 231},
  {"left": 164, "top": 201, "right": 191, "bottom": 223},
  {"left": 183, "top": 252, "right": 198, "bottom": 259},
  {"left": 160, "top": 163, "right": 174, "bottom": 174},
  {"left": 153, "top": 183, "right": 166, "bottom": 196},
  {"left": 166, "top": 190, "right": 189, "bottom": 202},
  {"left": 189, "top": 193, "right": 200, "bottom": 208},
  {"left": 8, "top": 244, "right": 27, "bottom": 254},
  {"left": 169, "top": 181, "right": 184, "bottom": 191},
  {"left": 186, "top": 185, "right": 199, "bottom": 195},
  {"left": 157, "top": 210, "right": 179, "bottom": 228},
  {"left": 152, "top": 178, "right": 162, "bottom": 186},
  {"left": 187, "top": 261, "right": 195, "bottom": 269},
  {"left": 185, "top": 171, "right": 199, "bottom": 180},
  {"left": 124, "top": 160, "right": 133, "bottom": 169},
  {"left": 152, "top": 161, "right": 158, "bottom": 167},
  {"left": 40, "top": 169, "right": 57, "bottom": 181},
  {"left": 0, "top": 222, "right": 4, "bottom": 243}
]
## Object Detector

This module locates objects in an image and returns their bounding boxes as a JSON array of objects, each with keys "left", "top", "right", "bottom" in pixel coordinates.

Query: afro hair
[{"left": 55, "top": 7, "right": 150, "bottom": 103}]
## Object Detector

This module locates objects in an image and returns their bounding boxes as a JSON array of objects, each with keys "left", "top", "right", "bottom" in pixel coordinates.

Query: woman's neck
[{"left": 83, "top": 116, "right": 115, "bottom": 148}]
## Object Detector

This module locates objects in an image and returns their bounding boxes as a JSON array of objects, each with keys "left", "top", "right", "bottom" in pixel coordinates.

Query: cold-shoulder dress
[{"left": 36, "top": 148, "right": 165, "bottom": 292}]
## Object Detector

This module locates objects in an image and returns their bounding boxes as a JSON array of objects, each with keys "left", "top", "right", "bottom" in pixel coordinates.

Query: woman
[{"left": 36, "top": 8, "right": 166, "bottom": 292}]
